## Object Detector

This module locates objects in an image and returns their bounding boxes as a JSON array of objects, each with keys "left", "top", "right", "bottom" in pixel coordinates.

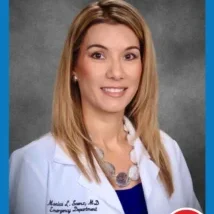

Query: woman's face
[{"left": 74, "top": 23, "right": 142, "bottom": 114}]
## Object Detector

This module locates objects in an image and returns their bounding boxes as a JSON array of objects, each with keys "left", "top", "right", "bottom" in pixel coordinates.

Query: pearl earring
[{"left": 73, "top": 75, "right": 78, "bottom": 82}]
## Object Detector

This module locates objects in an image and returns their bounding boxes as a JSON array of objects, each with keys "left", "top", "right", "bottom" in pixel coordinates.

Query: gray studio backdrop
[{"left": 10, "top": 0, "right": 205, "bottom": 210}]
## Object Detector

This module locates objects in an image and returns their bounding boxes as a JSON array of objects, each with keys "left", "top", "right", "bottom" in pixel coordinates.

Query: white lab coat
[{"left": 10, "top": 117, "right": 202, "bottom": 214}]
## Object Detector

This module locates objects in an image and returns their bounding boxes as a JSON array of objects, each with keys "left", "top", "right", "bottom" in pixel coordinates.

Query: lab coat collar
[{"left": 53, "top": 143, "right": 77, "bottom": 165}]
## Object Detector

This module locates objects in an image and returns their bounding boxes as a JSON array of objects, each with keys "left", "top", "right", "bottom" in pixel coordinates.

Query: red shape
[{"left": 174, "top": 210, "right": 200, "bottom": 214}]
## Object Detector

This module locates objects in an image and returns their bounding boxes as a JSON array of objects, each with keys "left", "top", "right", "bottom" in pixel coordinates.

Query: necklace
[{"left": 93, "top": 123, "right": 140, "bottom": 188}]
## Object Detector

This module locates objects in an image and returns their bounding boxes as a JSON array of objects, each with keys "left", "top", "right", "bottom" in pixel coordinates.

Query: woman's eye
[
  {"left": 91, "top": 52, "right": 105, "bottom": 59},
  {"left": 124, "top": 53, "right": 137, "bottom": 60}
]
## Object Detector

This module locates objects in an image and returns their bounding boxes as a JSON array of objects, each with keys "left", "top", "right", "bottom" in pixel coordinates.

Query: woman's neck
[{"left": 82, "top": 107, "right": 126, "bottom": 150}]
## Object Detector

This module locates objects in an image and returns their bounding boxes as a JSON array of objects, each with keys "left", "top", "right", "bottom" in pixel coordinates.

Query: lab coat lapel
[
  {"left": 78, "top": 165, "right": 124, "bottom": 214},
  {"left": 134, "top": 137, "right": 159, "bottom": 199},
  {"left": 136, "top": 141, "right": 171, "bottom": 214},
  {"left": 139, "top": 148, "right": 171, "bottom": 214},
  {"left": 124, "top": 117, "right": 171, "bottom": 214}
]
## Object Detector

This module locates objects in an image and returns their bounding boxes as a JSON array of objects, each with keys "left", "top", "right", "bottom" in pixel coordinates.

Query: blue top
[{"left": 115, "top": 183, "right": 148, "bottom": 214}]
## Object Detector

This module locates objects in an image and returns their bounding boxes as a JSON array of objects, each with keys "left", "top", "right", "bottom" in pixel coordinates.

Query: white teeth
[{"left": 102, "top": 88, "right": 125, "bottom": 93}]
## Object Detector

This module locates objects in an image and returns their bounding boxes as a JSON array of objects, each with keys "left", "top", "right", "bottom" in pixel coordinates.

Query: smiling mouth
[
  {"left": 101, "top": 87, "right": 127, "bottom": 93},
  {"left": 100, "top": 87, "right": 127, "bottom": 97}
]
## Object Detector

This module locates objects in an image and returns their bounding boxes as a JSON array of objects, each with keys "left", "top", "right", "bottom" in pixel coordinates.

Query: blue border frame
[
  {"left": 2, "top": 0, "right": 209, "bottom": 213},
  {"left": 1, "top": 0, "right": 9, "bottom": 213},
  {"left": 206, "top": 0, "right": 213, "bottom": 213}
]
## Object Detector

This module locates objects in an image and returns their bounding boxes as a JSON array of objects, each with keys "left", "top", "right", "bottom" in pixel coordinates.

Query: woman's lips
[{"left": 101, "top": 87, "right": 127, "bottom": 97}]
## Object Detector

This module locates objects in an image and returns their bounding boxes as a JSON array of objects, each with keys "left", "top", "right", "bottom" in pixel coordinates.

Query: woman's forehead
[{"left": 81, "top": 23, "right": 140, "bottom": 49}]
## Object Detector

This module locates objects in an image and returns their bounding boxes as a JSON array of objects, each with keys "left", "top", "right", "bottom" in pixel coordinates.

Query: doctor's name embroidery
[{"left": 47, "top": 199, "right": 99, "bottom": 213}]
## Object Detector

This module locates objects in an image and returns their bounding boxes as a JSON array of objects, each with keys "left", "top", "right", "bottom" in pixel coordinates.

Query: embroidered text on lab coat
[{"left": 47, "top": 199, "right": 99, "bottom": 213}]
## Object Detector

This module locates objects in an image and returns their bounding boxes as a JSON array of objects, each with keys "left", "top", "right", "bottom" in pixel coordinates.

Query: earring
[{"left": 73, "top": 75, "right": 78, "bottom": 82}]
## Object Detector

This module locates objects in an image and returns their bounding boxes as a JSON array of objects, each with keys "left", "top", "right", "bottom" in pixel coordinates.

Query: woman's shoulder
[
  {"left": 159, "top": 130, "right": 183, "bottom": 165},
  {"left": 159, "top": 131, "right": 202, "bottom": 211},
  {"left": 10, "top": 133, "right": 57, "bottom": 167},
  {"left": 160, "top": 130, "right": 178, "bottom": 148}
]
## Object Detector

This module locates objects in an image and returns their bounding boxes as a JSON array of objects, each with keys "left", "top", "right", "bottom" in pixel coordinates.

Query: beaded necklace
[{"left": 93, "top": 123, "right": 140, "bottom": 188}]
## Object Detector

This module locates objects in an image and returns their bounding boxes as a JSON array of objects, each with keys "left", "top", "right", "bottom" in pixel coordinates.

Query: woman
[{"left": 10, "top": 0, "right": 202, "bottom": 214}]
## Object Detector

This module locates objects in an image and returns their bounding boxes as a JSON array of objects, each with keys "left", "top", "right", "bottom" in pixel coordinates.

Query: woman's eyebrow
[
  {"left": 87, "top": 44, "right": 140, "bottom": 51},
  {"left": 125, "top": 46, "right": 140, "bottom": 51},
  {"left": 87, "top": 44, "right": 108, "bottom": 50}
]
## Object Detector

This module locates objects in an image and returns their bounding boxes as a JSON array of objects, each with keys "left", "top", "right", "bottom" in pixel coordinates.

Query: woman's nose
[{"left": 106, "top": 59, "right": 125, "bottom": 80}]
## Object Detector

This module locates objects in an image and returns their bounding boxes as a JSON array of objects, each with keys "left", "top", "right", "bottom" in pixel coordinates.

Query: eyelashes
[
  {"left": 91, "top": 52, "right": 105, "bottom": 59},
  {"left": 90, "top": 52, "right": 139, "bottom": 60},
  {"left": 124, "top": 53, "right": 138, "bottom": 60}
]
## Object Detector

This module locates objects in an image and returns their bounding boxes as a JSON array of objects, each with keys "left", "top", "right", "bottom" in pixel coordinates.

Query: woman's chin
[{"left": 99, "top": 104, "right": 127, "bottom": 114}]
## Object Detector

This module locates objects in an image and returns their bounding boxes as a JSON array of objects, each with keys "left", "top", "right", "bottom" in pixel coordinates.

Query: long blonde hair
[{"left": 52, "top": 0, "right": 174, "bottom": 196}]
